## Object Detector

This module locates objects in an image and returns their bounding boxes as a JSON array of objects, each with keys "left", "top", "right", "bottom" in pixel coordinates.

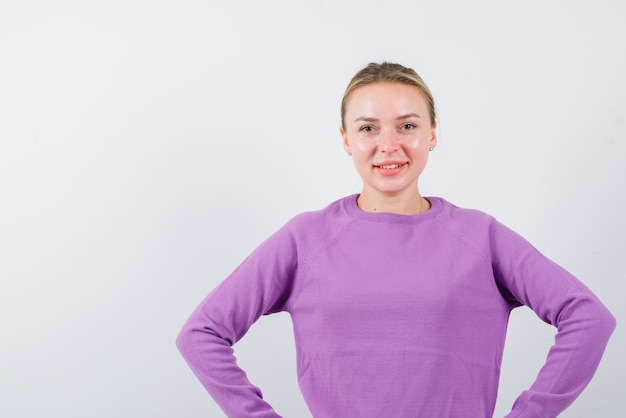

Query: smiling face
[{"left": 341, "top": 82, "right": 437, "bottom": 206}]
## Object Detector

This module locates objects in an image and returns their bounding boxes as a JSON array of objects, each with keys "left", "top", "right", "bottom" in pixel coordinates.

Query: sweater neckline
[{"left": 342, "top": 194, "right": 442, "bottom": 224}]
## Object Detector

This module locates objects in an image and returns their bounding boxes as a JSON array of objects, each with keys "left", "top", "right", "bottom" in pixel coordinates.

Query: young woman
[{"left": 177, "top": 62, "right": 615, "bottom": 417}]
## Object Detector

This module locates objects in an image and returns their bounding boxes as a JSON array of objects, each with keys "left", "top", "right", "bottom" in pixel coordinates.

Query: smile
[{"left": 375, "top": 163, "right": 406, "bottom": 169}]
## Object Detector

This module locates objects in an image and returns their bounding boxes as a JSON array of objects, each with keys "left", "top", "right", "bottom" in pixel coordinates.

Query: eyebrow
[{"left": 353, "top": 113, "right": 422, "bottom": 123}]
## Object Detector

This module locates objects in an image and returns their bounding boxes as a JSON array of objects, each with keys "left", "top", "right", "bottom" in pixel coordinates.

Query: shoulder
[
  {"left": 430, "top": 197, "right": 496, "bottom": 231},
  {"left": 429, "top": 197, "right": 524, "bottom": 252},
  {"left": 269, "top": 195, "right": 357, "bottom": 249},
  {"left": 285, "top": 195, "right": 355, "bottom": 230},
  {"left": 430, "top": 197, "right": 535, "bottom": 256}
]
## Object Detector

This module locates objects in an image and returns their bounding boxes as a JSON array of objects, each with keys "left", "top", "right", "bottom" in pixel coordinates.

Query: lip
[{"left": 373, "top": 161, "right": 408, "bottom": 176}]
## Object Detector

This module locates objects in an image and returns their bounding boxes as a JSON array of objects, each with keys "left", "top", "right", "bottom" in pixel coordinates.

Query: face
[{"left": 340, "top": 82, "right": 437, "bottom": 200}]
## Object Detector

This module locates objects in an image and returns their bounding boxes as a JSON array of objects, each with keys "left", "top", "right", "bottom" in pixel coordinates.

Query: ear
[
  {"left": 340, "top": 126, "right": 351, "bottom": 154},
  {"left": 428, "top": 125, "right": 437, "bottom": 150}
]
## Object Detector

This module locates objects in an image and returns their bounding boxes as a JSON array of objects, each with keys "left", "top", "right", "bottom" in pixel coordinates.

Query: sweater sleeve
[
  {"left": 176, "top": 223, "right": 298, "bottom": 418},
  {"left": 489, "top": 220, "right": 616, "bottom": 418}
]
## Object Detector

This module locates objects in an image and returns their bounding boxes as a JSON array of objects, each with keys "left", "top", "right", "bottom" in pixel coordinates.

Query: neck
[{"left": 357, "top": 189, "right": 427, "bottom": 215}]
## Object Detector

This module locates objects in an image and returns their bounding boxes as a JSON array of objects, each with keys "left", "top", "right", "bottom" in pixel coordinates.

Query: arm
[
  {"left": 490, "top": 221, "right": 616, "bottom": 418},
  {"left": 176, "top": 225, "right": 298, "bottom": 418}
]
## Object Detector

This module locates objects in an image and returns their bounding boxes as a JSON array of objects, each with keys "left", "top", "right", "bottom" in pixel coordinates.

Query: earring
[
  {"left": 347, "top": 152, "right": 352, "bottom": 156},
  {"left": 428, "top": 147, "right": 434, "bottom": 152}
]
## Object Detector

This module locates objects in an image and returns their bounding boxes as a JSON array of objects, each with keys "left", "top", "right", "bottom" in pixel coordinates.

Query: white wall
[{"left": 1, "top": 1, "right": 624, "bottom": 416}]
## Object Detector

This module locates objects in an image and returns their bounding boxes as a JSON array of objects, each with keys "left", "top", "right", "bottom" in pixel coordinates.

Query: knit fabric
[{"left": 177, "top": 195, "right": 615, "bottom": 417}]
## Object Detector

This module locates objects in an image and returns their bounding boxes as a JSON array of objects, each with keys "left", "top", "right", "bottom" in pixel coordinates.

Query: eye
[
  {"left": 360, "top": 125, "right": 376, "bottom": 133},
  {"left": 401, "top": 123, "right": 416, "bottom": 130}
]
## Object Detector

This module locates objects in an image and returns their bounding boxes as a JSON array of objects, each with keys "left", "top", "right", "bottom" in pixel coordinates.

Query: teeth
[{"left": 379, "top": 163, "right": 401, "bottom": 169}]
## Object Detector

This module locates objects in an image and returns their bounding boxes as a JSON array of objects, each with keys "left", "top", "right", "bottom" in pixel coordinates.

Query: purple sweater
[{"left": 177, "top": 195, "right": 615, "bottom": 418}]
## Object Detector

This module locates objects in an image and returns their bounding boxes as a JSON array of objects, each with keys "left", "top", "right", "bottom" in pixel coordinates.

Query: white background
[{"left": 1, "top": 1, "right": 624, "bottom": 417}]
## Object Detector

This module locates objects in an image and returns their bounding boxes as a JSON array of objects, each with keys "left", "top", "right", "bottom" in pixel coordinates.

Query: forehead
[{"left": 345, "top": 82, "right": 428, "bottom": 114}]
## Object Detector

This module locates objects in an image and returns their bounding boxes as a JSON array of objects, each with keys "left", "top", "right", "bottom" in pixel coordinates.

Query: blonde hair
[{"left": 341, "top": 62, "right": 436, "bottom": 129}]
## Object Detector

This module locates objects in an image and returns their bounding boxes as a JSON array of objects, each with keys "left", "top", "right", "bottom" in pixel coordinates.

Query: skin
[{"left": 340, "top": 82, "right": 437, "bottom": 215}]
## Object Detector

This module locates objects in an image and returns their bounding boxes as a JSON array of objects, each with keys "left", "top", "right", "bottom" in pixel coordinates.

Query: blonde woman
[{"left": 177, "top": 62, "right": 615, "bottom": 418}]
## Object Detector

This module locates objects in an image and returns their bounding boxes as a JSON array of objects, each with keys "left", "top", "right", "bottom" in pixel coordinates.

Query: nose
[{"left": 378, "top": 128, "right": 399, "bottom": 152}]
